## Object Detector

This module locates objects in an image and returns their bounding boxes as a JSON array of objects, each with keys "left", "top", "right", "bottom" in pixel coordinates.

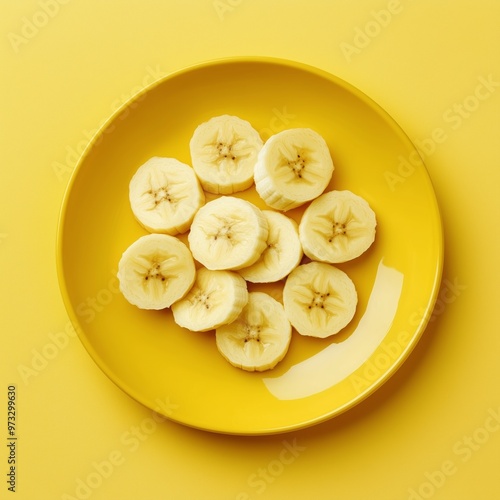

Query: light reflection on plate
[{"left": 263, "top": 259, "right": 403, "bottom": 400}]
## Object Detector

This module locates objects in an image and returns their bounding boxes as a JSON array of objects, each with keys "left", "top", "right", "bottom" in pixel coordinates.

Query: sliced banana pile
[{"left": 117, "top": 114, "right": 377, "bottom": 372}]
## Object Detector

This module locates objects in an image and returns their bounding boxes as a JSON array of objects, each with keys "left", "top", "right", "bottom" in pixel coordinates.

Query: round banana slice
[
  {"left": 299, "top": 190, "right": 376, "bottom": 263},
  {"left": 237, "top": 210, "right": 303, "bottom": 283},
  {"left": 188, "top": 196, "right": 269, "bottom": 271},
  {"left": 129, "top": 157, "right": 205, "bottom": 235},
  {"left": 283, "top": 262, "right": 357, "bottom": 338},
  {"left": 171, "top": 268, "right": 248, "bottom": 332},
  {"left": 254, "top": 128, "right": 334, "bottom": 211},
  {"left": 117, "top": 234, "right": 196, "bottom": 310},
  {"left": 215, "top": 292, "right": 292, "bottom": 372},
  {"left": 189, "top": 115, "right": 264, "bottom": 194}
]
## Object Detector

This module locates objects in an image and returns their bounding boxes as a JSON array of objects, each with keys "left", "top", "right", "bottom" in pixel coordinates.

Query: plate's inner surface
[{"left": 59, "top": 59, "right": 442, "bottom": 434}]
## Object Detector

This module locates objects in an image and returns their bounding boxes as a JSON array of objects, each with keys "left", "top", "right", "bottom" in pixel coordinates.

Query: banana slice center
[
  {"left": 329, "top": 222, "right": 347, "bottom": 241},
  {"left": 206, "top": 216, "right": 244, "bottom": 245},
  {"left": 309, "top": 291, "right": 331, "bottom": 310},
  {"left": 148, "top": 186, "right": 174, "bottom": 206},
  {"left": 144, "top": 262, "right": 168, "bottom": 283},
  {"left": 244, "top": 324, "right": 262, "bottom": 343},
  {"left": 215, "top": 224, "right": 232, "bottom": 240},
  {"left": 192, "top": 290, "right": 212, "bottom": 310},
  {"left": 295, "top": 284, "right": 344, "bottom": 317},
  {"left": 131, "top": 254, "right": 177, "bottom": 290},
  {"left": 216, "top": 142, "right": 237, "bottom": 162},
  {"left": 287, "top": 153, "right": 307, "bottom": 179},
  {"left": 315, "top": 209, "right": 364, "bottom": 244}
]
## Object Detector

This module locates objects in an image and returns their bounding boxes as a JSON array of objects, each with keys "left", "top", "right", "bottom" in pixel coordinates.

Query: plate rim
[{"left": 56, "top": 55, "right": 444, "bottom": 435}]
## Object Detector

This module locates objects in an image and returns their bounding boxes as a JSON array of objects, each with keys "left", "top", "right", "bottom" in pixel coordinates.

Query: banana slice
[
  {"left": 189, "top": 115, "right": 264, "bottom": 194},
  {"left": 254, "top": 128, "right": 334, "bottom": 211},
  {"left": 215, "top": 292, "right": 292, "bottom": 372},
  {"left": 117, "top": 234, "right": 196, "bottom": 310},
  {"left": 171, "top": 268, "right": 248, "bottom": 332},
  {"left": 237, "top": 210, "right": 303, "bottom": 283},
  {"left": 283, "top": 262, "right": 357, "bottom": 338},
  {"left": 188, "top": 196, "right": 269, "bottom": 270},
  {"left": 299, "top": 190, "right": 376, "bottom": 263},
  {"left": 129, "top": 157, "right": 205, "bottom": 235}
]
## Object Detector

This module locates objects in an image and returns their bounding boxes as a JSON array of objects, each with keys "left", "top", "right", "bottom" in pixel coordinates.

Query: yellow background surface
[{"left": 1, "top": 1, "right": 499, "bottom": 499}]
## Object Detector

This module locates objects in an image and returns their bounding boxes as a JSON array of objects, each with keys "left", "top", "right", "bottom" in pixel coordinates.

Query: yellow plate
[{"left": 57, "top": 57, "right": 443, "bottom": 435}]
